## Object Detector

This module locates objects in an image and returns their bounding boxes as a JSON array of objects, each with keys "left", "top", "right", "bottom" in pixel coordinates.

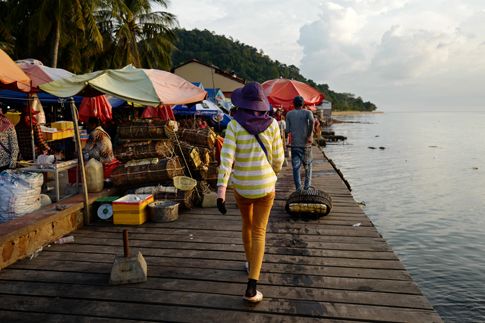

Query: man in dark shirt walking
[{"left": 285, "top": 96, "right": 314, "bottom": 191}]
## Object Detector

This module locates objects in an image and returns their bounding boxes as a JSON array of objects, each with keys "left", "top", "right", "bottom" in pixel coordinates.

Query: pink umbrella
[{"left": 16, "top": 59, "right": 73, "bottom": 91}]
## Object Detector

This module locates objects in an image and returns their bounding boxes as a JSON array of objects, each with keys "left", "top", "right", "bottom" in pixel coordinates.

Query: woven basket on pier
[
  {"left": 177, "top": 128, "right": 216, "bottom": 149},
  {"left": 192, "top": 162, "right": 218, "bottom": 186},
  {"left": 117, "top": 120, "right": 169, "bottom": 139},
  {"left": 174, "top": 141, "right": 202, "bottom": 170},
  {"left": 110, "top": 156, "right": 184, "bottom": 187},
  {"left": 155, "top": 188, "right": 195, "bottom": 210},
  {"left": 197, "top": 147, "right": 212, "bottom": 166},
  {"left": 285, "top": 187, "right": 332, "bottom": 217},
  {"left": 114, "top": 139, "right": 174, "bottom": 162},
  {"left": 205, "top": 162, "right": 218, "bottom": 179}
]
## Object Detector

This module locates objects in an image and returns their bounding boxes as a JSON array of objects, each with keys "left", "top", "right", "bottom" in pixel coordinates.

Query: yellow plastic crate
[
  {"left": 112, "top": 194, "right": 154, "bottom": 225},
  {"left": 113, "top": 211, "right": 148, "bottom": 225},
  {"left": 59, "top": 129, "right": 74, "bottom": 139},
  {"left": 43, "top": 131, "right": 61, "bottom": 141},
  {"left": 51, "top": 121, "right": 74, "bottom": 131}
]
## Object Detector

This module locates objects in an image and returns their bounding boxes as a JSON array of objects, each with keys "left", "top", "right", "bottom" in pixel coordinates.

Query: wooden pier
[{"left": 0, "top": 147, "right": 442, "bottom": 322}]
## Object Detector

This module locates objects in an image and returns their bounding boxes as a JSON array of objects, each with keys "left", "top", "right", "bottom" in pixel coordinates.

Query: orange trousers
[{"left": 234, "top": 190, "right": 276, "bottom": 280}]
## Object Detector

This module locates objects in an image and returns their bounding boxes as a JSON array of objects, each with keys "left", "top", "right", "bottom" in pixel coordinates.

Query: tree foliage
[
  {"left": 2, "top": 0, "right": 177, "bottom": 73},
  {"left": 172, "top": 29, "right": 377, "bottom": 111}
]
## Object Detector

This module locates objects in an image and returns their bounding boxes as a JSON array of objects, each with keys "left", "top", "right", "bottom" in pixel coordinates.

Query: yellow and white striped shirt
[{"left": 218, "top": 119, "right": 285, "bottom": 199}]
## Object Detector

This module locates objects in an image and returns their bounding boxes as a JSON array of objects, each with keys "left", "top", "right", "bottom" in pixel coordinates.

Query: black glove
[{"left": 217, "top": 198, "right": 227, "bottom": 215}]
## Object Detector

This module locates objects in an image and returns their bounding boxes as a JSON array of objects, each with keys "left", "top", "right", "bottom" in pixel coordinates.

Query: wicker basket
[
  {"left": 155, "top": 188, "right": 195, "bottom": 210},
  {"left": 114, "top": 140, "right": 174, "bottom": 161},
  {"left": 117, "top": 120, "right": 169, "bottom": 139},
  {"left": 110, "top": 157, "right": 184, "bottom": 187},
  {"left": 173, "top": 176, "right": 197, "bottom": 191},
  {"left": 174, "top": 141, "right": 203, "bottom": 170},
  {"left": 177, "top": 128, "right": 216, "bottom": 149}
]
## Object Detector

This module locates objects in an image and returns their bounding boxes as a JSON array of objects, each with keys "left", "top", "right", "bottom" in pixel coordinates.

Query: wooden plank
[
  {"left": 0, "top": 282, "right": 441, "bottom": 322},
  {"left": 22, "top": 244, "right": 405, "bottom": 269},
  {"left": 8, "top": 252, "right": 411, "bottom": 280},
  {"left": 0, "top": 310, "right": 153, "bottom": 323},
  {"left": 75, "top": 228, "right": 387, "bottom": 245},
  {"left": 53, "top": 237, "right": 397, "bottom": 260},
  {"left": 0, "top": 270, "right": 429, "bottom": 309},
  {"left": 0, "top": 294, "right": 326, "bottom": 323},
  {"left": 71, "top": 233, "right": 390, "bottom": 252},
  {"left": 8, "top": 259, "right": 416, "bottom": 294}
]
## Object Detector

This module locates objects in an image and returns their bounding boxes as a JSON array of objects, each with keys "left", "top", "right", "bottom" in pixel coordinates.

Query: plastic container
[
  {"left": 54, "top": 235, "right": 75, "bottom": 244},
  {"left": 148, "top": 200, "right": 179, "bottom": 222},
  {"left": 51, "top": 121, "right": 74, "bottom": 131},
  {"left": 202, "top": 191, "right": 217, "bottom": 208},
  {"left": 85, "top": 158, "right": 104, "bottom": 193},
  {"left": 173, "top": 176, "right": 197, "bottom": 191},
  {"left": 112, "top": 194, "right": 154, "bottom": 225}
]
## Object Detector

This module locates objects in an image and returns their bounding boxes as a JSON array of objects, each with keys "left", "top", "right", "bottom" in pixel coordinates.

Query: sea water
[{"left": 324, "top": 111, "right": 485, "bottom": 322}]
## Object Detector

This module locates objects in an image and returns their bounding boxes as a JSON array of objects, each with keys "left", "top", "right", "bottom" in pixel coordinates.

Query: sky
[{"left": 167, "top": 0, "right": 485, "bottom": 111}]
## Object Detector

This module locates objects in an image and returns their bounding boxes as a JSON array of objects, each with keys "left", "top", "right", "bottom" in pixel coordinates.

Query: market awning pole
[
  {"left": 28, "top": 93, "right": 35, "bottom": 161},
  {"left": 69, "top": 98, "right": 90, "bottom": 223}
]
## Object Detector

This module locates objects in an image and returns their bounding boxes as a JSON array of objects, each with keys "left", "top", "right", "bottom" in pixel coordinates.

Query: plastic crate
[
  {"left": 51, "top": 121, "right": 74, "bottom": 131},
  {"left": 112, "top": 194, "right": 154, "bottom": 225}
]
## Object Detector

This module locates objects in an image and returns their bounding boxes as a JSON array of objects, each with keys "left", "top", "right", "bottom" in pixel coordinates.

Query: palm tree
[
  {"left": 0, "top": 1, "right": 15, "bottom": 54},
  {"left": 6, "top": 0, "right": 104, "bottom": 72},
  {"left": 97, "top": 0, "right": 178, "bottom": 70}
]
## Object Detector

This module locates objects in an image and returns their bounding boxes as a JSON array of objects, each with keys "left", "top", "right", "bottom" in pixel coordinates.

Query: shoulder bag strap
[{"left": 254, "top": 134, "right": 269, "bottom": 163}]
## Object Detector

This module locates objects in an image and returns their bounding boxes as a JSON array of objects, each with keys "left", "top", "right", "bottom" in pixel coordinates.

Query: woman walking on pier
[{"left": 217, "top": 82, "right": 285, "bottom": 303}]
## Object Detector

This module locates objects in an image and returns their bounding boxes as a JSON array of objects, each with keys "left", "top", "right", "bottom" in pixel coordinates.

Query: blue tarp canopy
[
  {"left": 205, "top": 88, "right": 224, "bottom": 101},
  {"left": 0, "top": 90, "right": 127, "bottom": 108},
  {"left": 173, "top": 99, "right": 231, "bottom": 127},
  {"left": 205, "top": 87, "right": 233, "bottom": 113},
  {"left": 192, "top": 82, "right": 205, "bottom": 91},
  {"left": 0, "top": 89, "right": 82, "bottom": 105}
]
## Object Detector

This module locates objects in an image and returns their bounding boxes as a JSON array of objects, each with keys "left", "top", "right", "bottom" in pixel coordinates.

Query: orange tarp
[{"left": 0, "top": 49, "right": 31, "bottom": 92}]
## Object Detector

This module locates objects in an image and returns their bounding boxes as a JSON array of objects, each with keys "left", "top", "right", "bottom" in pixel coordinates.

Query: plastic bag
[{"left": 0, "top": 170, "right": 43, "bottom": 223}]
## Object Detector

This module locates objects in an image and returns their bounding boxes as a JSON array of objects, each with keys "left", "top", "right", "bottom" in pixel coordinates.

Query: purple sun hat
[{"left": 231, "top": 82, "right": 270, "bottom": 111}]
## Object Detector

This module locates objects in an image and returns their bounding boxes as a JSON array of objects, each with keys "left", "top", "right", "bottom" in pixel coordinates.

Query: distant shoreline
[{"left": 332, "top": 111, "right": 384, "bottom": 116}]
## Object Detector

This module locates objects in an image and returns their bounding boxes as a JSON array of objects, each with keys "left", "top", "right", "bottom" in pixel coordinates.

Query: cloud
[
  {"left": 168, "top": 0, "right": 485, "bottom": 110},
  {"left": 168, "top": 0, "right": 322, "bottom": 65},
  {"left": 298, "top": 1, "right": 485, "bottom": 110}
]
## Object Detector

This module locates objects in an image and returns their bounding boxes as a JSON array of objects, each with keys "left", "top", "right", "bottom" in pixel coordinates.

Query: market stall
[{"left": 40, "top": 64, "right": 215, "bottom": 224}]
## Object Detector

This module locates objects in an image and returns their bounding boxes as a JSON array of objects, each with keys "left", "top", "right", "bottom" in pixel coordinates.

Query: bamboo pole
[
  {"left": 28, "top": 94, "right": 35, "bottom": 160},
  {"left": 69, "top": 98, "right": 90, "bottom": 223}
]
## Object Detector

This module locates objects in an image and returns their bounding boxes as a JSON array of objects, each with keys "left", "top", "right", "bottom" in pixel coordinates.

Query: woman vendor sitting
[
  {"left": 83, "top": 117, "right": 119, "bottom": 181},
  {"left": 83, "top": 117, "right": 115, "bottom": 164}
]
